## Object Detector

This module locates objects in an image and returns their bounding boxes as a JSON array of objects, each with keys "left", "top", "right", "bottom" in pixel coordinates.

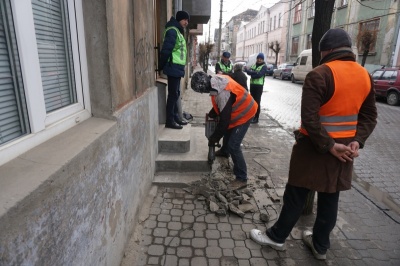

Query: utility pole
[{"left": 217, "top": 0, "right": 223, "bottom": 61}]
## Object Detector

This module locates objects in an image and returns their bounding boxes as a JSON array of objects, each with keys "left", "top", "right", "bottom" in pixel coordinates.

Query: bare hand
[
  {"left": 329, "top": 143, "right": 354, "bottom": 162},
  {"left": 348, "top": 141, "right": 360, "bottom": 158}
]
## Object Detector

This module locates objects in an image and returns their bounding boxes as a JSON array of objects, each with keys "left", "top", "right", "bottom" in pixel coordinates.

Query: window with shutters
[{"left": 0, "top": 0, "right": 90, "bottom": 165}]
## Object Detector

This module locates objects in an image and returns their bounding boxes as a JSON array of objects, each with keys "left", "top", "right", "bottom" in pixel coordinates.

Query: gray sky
[{"left": 198, "top": 0, "right": 280, "bottom": 43}]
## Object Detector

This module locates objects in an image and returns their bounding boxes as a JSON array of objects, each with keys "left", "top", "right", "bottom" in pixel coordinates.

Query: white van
[
  {"left": 291, "top": 47, "right": 359, "bottom": 83},
  {"left": 291, "top": 49, "right": 312, "bottom": 83}
]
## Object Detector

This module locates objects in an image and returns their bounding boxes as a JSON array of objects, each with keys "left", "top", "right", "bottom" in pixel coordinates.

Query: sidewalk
[{"left": 121, "top": 68, "right": 400, "bottom": 265}]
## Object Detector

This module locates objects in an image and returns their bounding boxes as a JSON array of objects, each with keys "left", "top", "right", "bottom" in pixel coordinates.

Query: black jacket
[
  {"left": 159, "top": 17, "right": 186, "bottom": 77},
  {"left": 229, "top": 71, "right": 248, "bottom": 91}
]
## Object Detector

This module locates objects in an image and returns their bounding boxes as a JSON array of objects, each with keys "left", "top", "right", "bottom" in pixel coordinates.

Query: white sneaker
[
  {"left": 249, "top": 229, "right": 286, "bottom": 251},
  {"left": 302, "top": 230, "right": 327, "bottom": 260}
]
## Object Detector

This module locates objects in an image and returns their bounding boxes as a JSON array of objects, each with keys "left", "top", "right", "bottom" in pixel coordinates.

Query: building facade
[{"left": 0, "top": 0, "right": 210, "bottom": 265}]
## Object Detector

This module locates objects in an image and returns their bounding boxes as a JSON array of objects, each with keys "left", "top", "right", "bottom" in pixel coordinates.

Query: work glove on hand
[{"left": 208, "top": 136, "right": 218, "bottom": 147}]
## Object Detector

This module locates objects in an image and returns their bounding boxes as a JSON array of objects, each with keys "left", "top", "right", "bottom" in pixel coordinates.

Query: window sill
[{"left": 0, "top": 117, "right": 116, "bottom": 218}]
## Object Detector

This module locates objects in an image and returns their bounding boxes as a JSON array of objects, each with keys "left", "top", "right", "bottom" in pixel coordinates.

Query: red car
[{"left": 371, "top": 68, "right": 400, "bottom": 106}]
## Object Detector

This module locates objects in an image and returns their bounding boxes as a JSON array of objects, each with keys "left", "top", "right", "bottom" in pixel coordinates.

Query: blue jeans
[
  {"left": 166, "top": 76, "right": 181, "bottom": 124},
  {"left": 267, "top": 184, "right": 340, "bottom": 254},
  {"left": 221, "top": 120, "right": 251, "bottom": 180}
]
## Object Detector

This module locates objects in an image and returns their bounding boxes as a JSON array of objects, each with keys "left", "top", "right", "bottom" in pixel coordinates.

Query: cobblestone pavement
[
  {"left": 121, "top": 80, "right": 400, "bottom": 265},
  {"left": 262, "top": 77, "right": 400, "bottom": 210}
]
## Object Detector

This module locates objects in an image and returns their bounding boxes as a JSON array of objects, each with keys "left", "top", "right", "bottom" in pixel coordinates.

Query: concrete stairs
[{"left": 153, "top": 124, "right": 210, "bottom": 187}]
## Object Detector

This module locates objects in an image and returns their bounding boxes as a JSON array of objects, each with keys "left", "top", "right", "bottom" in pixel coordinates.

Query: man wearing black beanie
[
  {"left": 250, "top": 28, "right": 377, "bottom": 260},
  {"left": 159, "top": 11, "right": 190, "bottom": 129}
]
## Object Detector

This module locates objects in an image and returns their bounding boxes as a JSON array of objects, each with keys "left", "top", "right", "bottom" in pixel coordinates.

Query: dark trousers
[
  {"left": 166, "top": 76, "right": 181, "bottom": 124},
  {"left": 220, "top": 120, "right": 251, "bottom": 180},
  {"left": 250, "top": 84, "right": 263, "bottom": 119},
  {"left": 267, "top": 184, "right": 340, "bottom": 254}
]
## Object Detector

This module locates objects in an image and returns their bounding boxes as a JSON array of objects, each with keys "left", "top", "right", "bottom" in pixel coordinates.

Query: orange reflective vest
[
  {"left": 211, "top": 76, "right": 258, "bottom": 129},
  {"left": 300, "top": 60, "right": 371, "bottom": 138}
]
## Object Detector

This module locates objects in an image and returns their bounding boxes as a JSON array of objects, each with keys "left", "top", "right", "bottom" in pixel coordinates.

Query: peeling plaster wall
[{"left": 0, "top": 88, "right": 158, "bottom": 265}]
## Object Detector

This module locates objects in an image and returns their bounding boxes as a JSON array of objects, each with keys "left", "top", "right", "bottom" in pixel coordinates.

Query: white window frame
[{"left": 0, "top": 0, "right": 91, "bottom": 165}]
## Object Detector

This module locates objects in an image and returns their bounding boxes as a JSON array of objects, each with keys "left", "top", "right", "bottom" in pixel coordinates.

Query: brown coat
[{"left": 288, "top": 51, "right": 377, "bottom": 193}]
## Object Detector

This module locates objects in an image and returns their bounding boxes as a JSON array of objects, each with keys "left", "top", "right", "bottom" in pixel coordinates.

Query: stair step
[
  {"left": 156, "top": 125, "right": 209, "bottom": 172},
  {"left": 158, "top": 124, "right": 191, "bottom": 153},
  {"left": 153, "top": 172, "right": 208, "bottom": 187}
]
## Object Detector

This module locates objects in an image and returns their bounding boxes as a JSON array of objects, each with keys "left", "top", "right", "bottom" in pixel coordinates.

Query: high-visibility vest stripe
[{"left": 319, "top": 114, "right": 358, "bottom": 123}]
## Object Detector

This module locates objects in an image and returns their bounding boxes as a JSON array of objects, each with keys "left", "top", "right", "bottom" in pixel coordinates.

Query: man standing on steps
[
  {"left": 249, "top": 28, "right": 377, "bottom": 260},
  {"left": 159, "top": 11, "right": 190, "bottom": 130},
  {"left": 190, "top": 71, "right": 257, "bottom": 189},
  {"left": 215, "top": 52, "right": 233, "bottom": 75},
  {"left": 244, "top": 53, "right": 267, "bottom": 124}
]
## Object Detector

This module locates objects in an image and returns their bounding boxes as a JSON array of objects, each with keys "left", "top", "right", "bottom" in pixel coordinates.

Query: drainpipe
[
  {"left": 285, "top": 0, "right": 293, "bottom": 61},
  {"left": 391, "top": 10, "right": 400, "bottom": 67}
]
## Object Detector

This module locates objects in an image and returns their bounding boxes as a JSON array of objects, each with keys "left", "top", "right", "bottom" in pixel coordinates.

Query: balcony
[{"left": 182, "top": 0, "right": 211, "bottom": 25}]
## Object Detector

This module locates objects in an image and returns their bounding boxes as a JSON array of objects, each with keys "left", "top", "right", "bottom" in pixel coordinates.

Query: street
[{"left": 260, "top": 76, "right": 400, "bottom": 216}]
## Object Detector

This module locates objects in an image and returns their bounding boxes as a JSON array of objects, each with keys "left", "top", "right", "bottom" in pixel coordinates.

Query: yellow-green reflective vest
[
  {"left": 250, "top": 64, "right": 265, "bottom": 85},
  {"left": 164, "top": 26, "right": 187, "bottom": 65},
  {"left": 217, "top": 62, "right": 232, "bottom": 73}
]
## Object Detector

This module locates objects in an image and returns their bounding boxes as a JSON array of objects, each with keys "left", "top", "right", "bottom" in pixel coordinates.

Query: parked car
[
  {"left": 371, "top": 67, "right": 400, "bottom": 106},
  {"left": 273, "top": 63, "right": 294, "bottom": 80},
  {"left": 265, "top": 64, "right": 277, "bottom": 76}
]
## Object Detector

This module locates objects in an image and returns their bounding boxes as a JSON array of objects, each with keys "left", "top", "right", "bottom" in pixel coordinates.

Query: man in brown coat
[{"left": 250, "top": 29, "right": 377, "bottom": 260}]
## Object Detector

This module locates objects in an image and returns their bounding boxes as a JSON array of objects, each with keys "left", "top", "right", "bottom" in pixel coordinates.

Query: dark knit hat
[
  {"left": 319, "top": 28, "right": 352, "bottom": 52},
  {"left": 257, "top": 53, "right": 264, "bottom": 60},
  {"left": 191, "top": 71, "right": 211, "bottom": 93},
  {"left": 176, "top": 10, "right": 190, "bottom": 22},
  {"left": 222, "top": 52, "right": 231, "bottom": 58}
]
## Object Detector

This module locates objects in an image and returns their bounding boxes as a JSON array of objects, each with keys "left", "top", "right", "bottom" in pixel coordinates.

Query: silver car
[{"left": 273, "top": 63, "right": 294, "bottom": 80}]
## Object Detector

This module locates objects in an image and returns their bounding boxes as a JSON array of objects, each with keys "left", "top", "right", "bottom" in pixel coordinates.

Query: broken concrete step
[
  {"left": 158, "top": 124, "right": 191, "bottom": 153},
  {"left": 153, "top": 172, "right": 208, "bottom": 187},
  {"left": 156, "top": 126, "right": 209, "bottom": 172}
]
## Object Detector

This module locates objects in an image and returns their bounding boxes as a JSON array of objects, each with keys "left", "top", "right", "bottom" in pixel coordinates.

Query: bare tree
[
  {"left": 357, "top": 28, "right": 377, "bottom": 67},
  {"left": 268, "top": 41, "right": 281, "bottom": 65},
  {"left": 199, "top": 43, "right": 214, "bottom": 73}
]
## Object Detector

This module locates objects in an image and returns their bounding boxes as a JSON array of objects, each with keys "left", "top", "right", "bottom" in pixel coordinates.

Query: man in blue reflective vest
[{"left": 159, "top": 11, "right": 190, "bottom": 129}]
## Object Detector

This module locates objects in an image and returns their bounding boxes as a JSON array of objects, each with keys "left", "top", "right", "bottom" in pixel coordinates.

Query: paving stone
[
  {"left": 208, "top": 223, "right": 217, "bottom": 230},
  {"left": 208, "top": 239, "right": 218, "bottom": 247},
  {"left": 165, "top": 237, "right": 180, "bottom": 247},
  {"left": 192, "top": 222, "right": 207, "bottom": 231},
  {"left": 223, "top": 248, "right": 234, "bottom": 257},
  {"left": 177, "top": 246, "right": 193, "bottom": 258},
  {"left": 231, "top": 230, "right": 247, "bottom": 240},
  {"left": 171, "top": 216, "right": 180, "bottom": 222},
  {"left": 157, "top": 214, "right": 171, "bottom": 222},
  {"left": 250, "top": 248, "right": 263, "bottom": 258},
  {"left": 221, "top": 231, "right": 231, "bottom": 238},
  {"left": 154, "top": 237, "right": 163, "bottom": 244},
  {"left": 220, "top": 256, "right": 239, "bottom": 265},
  {"left": 191, "top": 257, "right": 207, "bottom": 265},
  {"left": 162, "top": 255, "right": 178, "bottom": 265},
  {"left": 249, "top": 258, "right": 268, "bottom": 266},
  {"left": 149, "top": 207, "right": 161, "bottom": 215},
  {"left": 261, "top": 247, "right": 279, "bottom": 259},
  {"left": 180, "top": 229, "right": 194, "bottom": 239},
  {"left": 181, "top": 239, "right": 190, "bottom": 246},
  {"left": 218, "top": 223, "right": 232, "bottom": 231},
  {"left": 182, "top": 203, "right": 195, "bottom": 210},
  {"left": 171, "top": 209, "right": 184, "bottom": 216},
  {"left": 153, "top": 228, "right": 168, "bottom": 237},
  {"left": 147, "top": 244, "right": 164, "bottom": 256},
  {"left": 178, "top": 258, "right": 189, "bottom": 266},
  {"left": 233, "top": 247, "right": 251, "bottom": 259},
  {"left": 192, "top": 238, "right": 207, "bottom": 248},
  {"left": 205, "top": 213, "right": 220, "bottom": 223},
  {"left": 194, "top": 249, "right": 204, "bottom": 256},
  {"left": 209, "top": 259, "right": 220, "bottom": 266},
  {"left": 206, "top": 229, "right": 221, "bottom": 239},
  {"left": 238, "top": 260, "right": 250, "bottom": 266},
  {"left": 147, "top": 256, "right": 159, "bottom": 265},
  {"left": 158, "top": 222, "right": 167, "bottom": 227},
  {"left": 219, "top": 238, "right": 235, "bottom": 249},
  {"left": 194, "top": 230, "right": 204, "bottom": 237},
  {"left": 172, "top": 199, "right": 184, "bottom": 204},
  {"left": 181, "top": 215, "right": 195, "bottom": 223},
  {"left": 161, "top": 209, "right": 169, "bottom": 214},
  {"left": 166, "top": 247, "right": 176, "bottom": 254},
  {"left": 168, "top": 222, "right": 182, "bottom": 230},
  {"left": 206, "top": 246, "right": 223, "bottom": 258},
  {"left": 169, "top": 230, "right": 178, "bottom": 236},
  {"left": 235, "top": 240, "right": 246, "bottom": 247}
]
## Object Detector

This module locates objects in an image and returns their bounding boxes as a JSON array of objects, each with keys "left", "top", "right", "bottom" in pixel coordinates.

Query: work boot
[
  {"left": 249, "top": 229, "right": 286, "bottom": 251},
  {"left": 175, "top": 119, "right": 188, "bottom": 125},
  {"left": 228, "top": 178, "right": 248, "bottom": 190},
  {"left": 165, "top": 122, "right": 183, "bottom": 129},
  {"left": 302, "top": 230, "right": 327, "bottom": 260}
]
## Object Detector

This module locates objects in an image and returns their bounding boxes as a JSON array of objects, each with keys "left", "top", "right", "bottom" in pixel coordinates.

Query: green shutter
[
  {"left": 32, "top": 0, "right": 76, "bottom": 113},
  {"left": 0, "top": 0, "right": 29, "bottom": 145}
]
